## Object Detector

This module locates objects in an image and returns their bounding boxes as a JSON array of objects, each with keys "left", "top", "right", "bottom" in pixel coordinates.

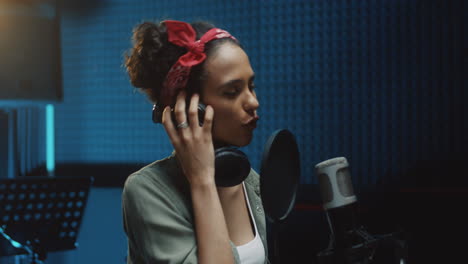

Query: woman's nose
[{"left": 244, "top": 90, "right": 259, "bottom": 113}]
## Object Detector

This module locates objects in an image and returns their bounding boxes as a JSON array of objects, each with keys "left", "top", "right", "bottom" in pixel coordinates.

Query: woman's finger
[
  {"left": 174, "top": 91, "right": 187, "bottom": 126},
  {"left": 188, "top": 93, "right": 200, "bottom": 130},
  {"left": 173, "top": 91, "right": 191, "bottom": 141},
  {"left": 161, "top": 106, "right": 179, "bottom": 145},
  {"left": 202, "top": 105, "right": 214, "bottom": 135}
]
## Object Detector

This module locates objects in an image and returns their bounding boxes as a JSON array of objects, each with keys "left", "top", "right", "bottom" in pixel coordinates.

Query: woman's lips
[{"left": 243, "top": 116, "right": 259, "bottom": 129}]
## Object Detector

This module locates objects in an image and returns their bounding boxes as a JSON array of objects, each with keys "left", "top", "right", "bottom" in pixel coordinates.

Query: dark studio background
[{"left": 1, "top": 0, "right": 467, "bottom": 263}]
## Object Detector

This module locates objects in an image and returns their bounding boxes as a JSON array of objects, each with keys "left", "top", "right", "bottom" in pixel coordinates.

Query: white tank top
[{"left": 236, "top": 182, "right": 266, "bottom": 264}]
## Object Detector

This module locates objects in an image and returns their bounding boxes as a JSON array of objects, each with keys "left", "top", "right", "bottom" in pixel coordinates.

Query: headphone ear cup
[
  {"left": 214, "top": 147, "right": 251, "bottom": 187},
  {"left": 197, "top": 103, "right": 206, "bottom": 127},
  {"left": 152, "top": 104, "right": 163, "bottom": 123}
]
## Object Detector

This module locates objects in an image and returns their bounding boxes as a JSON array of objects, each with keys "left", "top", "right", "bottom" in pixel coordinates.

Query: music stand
[{"left": 0, "top": 176, "right": 93, "bottom": 263}]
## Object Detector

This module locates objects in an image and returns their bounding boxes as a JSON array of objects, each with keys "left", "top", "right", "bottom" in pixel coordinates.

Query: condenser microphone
[
  {"left": 315, "top": 157, "right": 361, "bottom": 248},
  {"left": 316, "top": 157, "right": 409, "bottom": 264}
]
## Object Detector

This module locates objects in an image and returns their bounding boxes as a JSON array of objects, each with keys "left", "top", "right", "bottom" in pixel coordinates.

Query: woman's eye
[{"left": 223, "top": 89, "right": 239, "bottom": 97}]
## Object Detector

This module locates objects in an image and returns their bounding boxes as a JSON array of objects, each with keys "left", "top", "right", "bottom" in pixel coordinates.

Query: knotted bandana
[{"left": 160, "top": 20, "right": 236, "bottom": 107}]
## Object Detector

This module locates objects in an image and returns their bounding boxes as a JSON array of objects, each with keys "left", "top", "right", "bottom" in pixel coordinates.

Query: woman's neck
[{"left": 214, "top": 141, "right": 229, "bottom": 149}]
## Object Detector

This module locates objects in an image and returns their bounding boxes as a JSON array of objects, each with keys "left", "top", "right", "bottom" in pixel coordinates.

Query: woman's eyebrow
[
  {"left": 217, "top": 74, "right": 256, "bottom": 90},
  {"left": 217, "top": 79, "right": 244, "bottom": 90}
]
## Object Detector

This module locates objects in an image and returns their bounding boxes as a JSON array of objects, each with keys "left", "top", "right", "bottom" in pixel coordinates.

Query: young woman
[{"left": 122, "top": 20, "right": 267, "bottom": 264}]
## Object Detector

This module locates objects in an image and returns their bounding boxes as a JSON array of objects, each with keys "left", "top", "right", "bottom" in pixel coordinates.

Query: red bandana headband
[{"left": 160, "top": 20, "right": 236, "bottom": 107}]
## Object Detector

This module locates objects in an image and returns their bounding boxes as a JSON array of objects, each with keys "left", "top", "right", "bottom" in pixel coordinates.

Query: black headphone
[{"left": 152, "top": 103, "right": 251, "bottom": 187}]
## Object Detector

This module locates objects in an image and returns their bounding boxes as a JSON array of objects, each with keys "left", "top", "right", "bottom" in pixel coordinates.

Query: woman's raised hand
[{"left": 162, "top": 91, "right": 215, "bottom": 187}]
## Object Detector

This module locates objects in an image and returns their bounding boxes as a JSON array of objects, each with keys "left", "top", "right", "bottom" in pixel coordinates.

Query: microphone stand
[
  {"left": 271, "top": 220, "right": 281, "bottom": 264},
  {"left": 317, "top": 224, "right": 408, "bottom": 264}
]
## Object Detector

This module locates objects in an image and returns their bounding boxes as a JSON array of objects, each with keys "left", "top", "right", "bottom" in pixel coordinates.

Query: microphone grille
[
  {"left": 315, "top": 157, "right": 356, "bottom": 209},
  {"left": 336, "top": 168, "right": 355, "bottom": 197},
  {"left": 318, "top": 173, "right": 333, "bottom": 203}
]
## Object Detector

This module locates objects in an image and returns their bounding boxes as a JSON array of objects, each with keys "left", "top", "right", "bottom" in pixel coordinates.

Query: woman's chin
[
  {"left": 214, "top": 136, "right": 252, "bottom": 148},
  {"left": 232, "top": 135, "right": 254, "bottom": 147}
]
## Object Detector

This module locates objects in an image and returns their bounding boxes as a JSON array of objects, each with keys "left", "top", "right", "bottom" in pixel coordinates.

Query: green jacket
[{"left": 122, "top": 153, "right": 269, "bottom": 263}]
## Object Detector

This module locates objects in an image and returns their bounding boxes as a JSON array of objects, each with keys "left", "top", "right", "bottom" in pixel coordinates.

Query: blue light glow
[{"left": 46, "top": 104, "right": 55, "bottom": 173}]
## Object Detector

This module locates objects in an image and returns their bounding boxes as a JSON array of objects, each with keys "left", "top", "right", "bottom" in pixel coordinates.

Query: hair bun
[
  {"left": 125, "top": 21, "right": 171, "bottom": 99},
  {"left": 134, "top": 22, "right": 164, "bottom": 61}
]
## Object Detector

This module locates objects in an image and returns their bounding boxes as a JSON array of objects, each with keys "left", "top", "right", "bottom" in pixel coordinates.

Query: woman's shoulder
[
  {"left": 123, "top": 153, "right": 180, "bottom": 193},
  {"left": 122, "top": 154, "right": 194, "bottom": 230},
  {"left": 244, "top": 168, "right": 261, "bottom": 194}
]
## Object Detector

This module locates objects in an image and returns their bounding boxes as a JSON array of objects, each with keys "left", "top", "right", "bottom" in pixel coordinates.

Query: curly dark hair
[{"left": 124, "top": 20, "right": 240, "bottom": 104}]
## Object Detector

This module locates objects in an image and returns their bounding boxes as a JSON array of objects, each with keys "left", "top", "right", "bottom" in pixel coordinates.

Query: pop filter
[{"left": 260, "top": 129, "right": 300, "bottom": 223}]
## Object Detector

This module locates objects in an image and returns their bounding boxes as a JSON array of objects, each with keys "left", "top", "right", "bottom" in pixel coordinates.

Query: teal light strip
[
  {"left": 46, "top": 104, "right": 55, "bottom": 173},
  {"left": 7, "top": 110, "right": 15, "bottom": 179}
]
